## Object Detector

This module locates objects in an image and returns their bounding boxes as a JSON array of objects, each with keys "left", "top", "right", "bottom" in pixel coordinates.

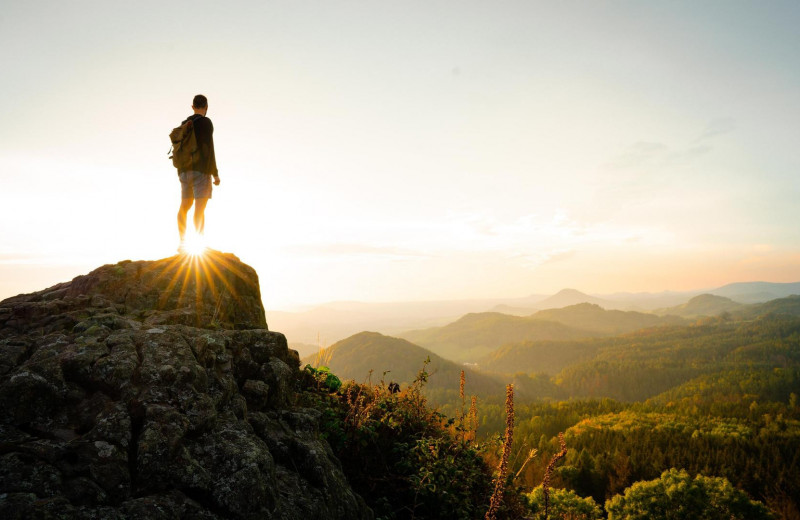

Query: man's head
[{"left": 192, "top": 94, "right": 208, "bottom": 115}]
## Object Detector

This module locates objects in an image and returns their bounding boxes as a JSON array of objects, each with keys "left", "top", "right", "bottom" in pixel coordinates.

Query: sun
[{"left": 182, "top": 232, "right": 208, "bottom": 256}]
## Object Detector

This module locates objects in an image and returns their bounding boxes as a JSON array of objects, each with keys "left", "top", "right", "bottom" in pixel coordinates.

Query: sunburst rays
[{"left": 138, "top": 248, "right": 260, "bottom": 328}]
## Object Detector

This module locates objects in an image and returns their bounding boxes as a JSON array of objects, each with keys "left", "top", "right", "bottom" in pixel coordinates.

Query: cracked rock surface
[{"left": 0, "top": 252, "right": 372, "bottom": 519}]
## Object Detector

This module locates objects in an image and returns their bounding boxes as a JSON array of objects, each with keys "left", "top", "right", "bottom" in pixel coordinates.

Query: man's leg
[
  {"left": 193, "top": 198, "right": 209, "bottom": 235},
  {"left": 178, "top": 198, "right": 194, "bottom": 243}
]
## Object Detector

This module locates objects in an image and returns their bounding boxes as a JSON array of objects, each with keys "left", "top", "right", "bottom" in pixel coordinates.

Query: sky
[{"left": 1, "top": 0, "right": 799, "bottom": 310}]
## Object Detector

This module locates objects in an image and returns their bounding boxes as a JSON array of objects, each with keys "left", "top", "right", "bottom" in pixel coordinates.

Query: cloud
[
  {"left": 0, "top": 253, "right": 92, "bottom": 265},
  {"left": 696, "top": 118, "right": 736, "bottom": 141},
  {"left": 604, "top": 117, "right": 732, "bottom": 177},
  {"left": 284, "top": 243, "right": 432, "bottom": 261},
  {"left": 662, "top": 145, "right": 714, "bottom": 167},
  {"left": 511, "top": 249, "right": 575, "bottom": 269},
  {"left": 604, "top": 141, "right": 713, "bottom": 174},
  {"left": 604, "top": 141, "right": 669, "bottom": 171},
  {"left": 0, "top": 253, "right": 37, "bottom": 263},
  {"left": 595, "top": 128, "right": 720, "bottom": 210},
  {"left": 448, "top": 211, "right": 657, "bottom": 267},
  {"left": 279, "top": 210, "right": 666, "bottom": 276},
  {"left": 676, "top": 145, "right": 713, "bottom": 159}
]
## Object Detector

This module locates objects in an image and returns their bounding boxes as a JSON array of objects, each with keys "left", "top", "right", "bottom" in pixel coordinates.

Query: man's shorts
[{"left": 179, "top": 171, "right": 213, "bottom": 200}]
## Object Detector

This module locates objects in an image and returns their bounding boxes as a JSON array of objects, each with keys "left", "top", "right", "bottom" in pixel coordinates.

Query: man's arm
[{"left": 194, "top": 117, "right": 219, "bottom": 179}]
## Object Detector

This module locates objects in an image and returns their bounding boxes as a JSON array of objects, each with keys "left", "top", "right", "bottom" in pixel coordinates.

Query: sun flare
[{"left": 182, "top": 233, "right": 208, "bottom": 257}]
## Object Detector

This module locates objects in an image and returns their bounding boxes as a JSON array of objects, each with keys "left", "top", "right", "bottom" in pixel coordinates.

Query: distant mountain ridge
[
  {"left": 270, "top": 281, "right": 800, "bottom": 348},
  {"left": 654, "top": 294, "right": 800, "bottom": 319},
  {"left": 269, "top": 297, "right": 545, "bottom": 345},
  {"left": 535, "top": 289, "right": 619, "bottom": 310},
  {"left": 489, "top": 304, "right": 538, "bottom": 316},
  {"left": 710, "top": 281, "right": 800, "bottom": 304},
  {"left": 399, "top": 313, "right": 592, "bottom": 363},
  {"left": 400, "top": 304, "right": 687, "bottom": 363}
]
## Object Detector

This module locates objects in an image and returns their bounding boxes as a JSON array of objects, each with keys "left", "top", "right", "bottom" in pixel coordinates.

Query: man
[{"left": 177, "top": 94, "right": 219, "bottom": 253}]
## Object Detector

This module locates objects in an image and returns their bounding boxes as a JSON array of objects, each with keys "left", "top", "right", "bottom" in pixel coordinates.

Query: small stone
[
  {"left": 94, "top": 441, "right": 115, "bottom": 459},
  {"left": 90, "top": 295, "right": 108, "bottom": 308}
]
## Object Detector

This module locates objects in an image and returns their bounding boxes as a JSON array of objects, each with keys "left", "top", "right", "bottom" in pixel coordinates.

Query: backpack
[{"left": 168, "top": 117, "right": 198, "bottom": 171}]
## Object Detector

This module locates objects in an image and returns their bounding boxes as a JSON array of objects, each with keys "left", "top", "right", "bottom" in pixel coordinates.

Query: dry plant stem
[
  {"left": 468, "top": 396, "right": 478, "bottom": 442},
  {"left": 459, "top": 370, "right": 466, "bottom": 440},
  {"left": 345, "top": 384, "right": 376, "bottom": 433},
  {"left": 312, "top": 334, "right": 333, "bottom": 368},
  {"left": 485, "top": 384, "right": 514, "bottom": 520},
  {"left": 514, "top": 448, "right": 538, "bottom": 481},
  {"left": 459, "top": 370, "right": 466, "bottom": 415},
  {"left": 542, "top": 433, "right": 568, "bottom": 520}
]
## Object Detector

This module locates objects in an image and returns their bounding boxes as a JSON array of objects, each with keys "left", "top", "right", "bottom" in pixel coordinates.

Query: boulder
[{"left": 0, "top": 252, "right": 372, "bottom": 519}]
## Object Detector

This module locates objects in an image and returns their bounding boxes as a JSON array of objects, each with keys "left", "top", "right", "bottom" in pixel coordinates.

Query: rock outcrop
[{"left": 0, "top": 251, "right": 372, "bottom": 519}]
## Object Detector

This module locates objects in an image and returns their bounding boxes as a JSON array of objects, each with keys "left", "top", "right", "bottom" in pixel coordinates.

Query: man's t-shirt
[{"left": 183, "top": 114, "right": 218, "bottom": 177}]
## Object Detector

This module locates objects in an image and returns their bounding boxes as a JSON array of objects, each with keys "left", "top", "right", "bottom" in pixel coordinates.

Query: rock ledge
[{"left": 0, "top": 253, "right": 372, "bottom": 520}]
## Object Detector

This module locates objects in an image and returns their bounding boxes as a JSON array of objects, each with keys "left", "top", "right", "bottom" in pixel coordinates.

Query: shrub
[
  {"left": 526, "top": 485, "right": 603, "bottom": 520},
  {"left": 605, "top": 468, "right": 773, "bottom": 520},
  {"left": 298, "top": 363, "right": 526, "bottom": 519}
]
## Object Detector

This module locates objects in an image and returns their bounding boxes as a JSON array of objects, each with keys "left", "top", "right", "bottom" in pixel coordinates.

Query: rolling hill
[
  {"left": 532, "top": 303, "right": 686, "bottom": 334},
  {"left": 475, "top": 313, "right": 800, "bottom": 403},
  {"left": 656, "top": 294, "right": 743, "bottom": 318},
  {"left": 399, "top": 313, "right": 592, "bottom": 362},
  {"left": 476, "top": 304, "right": 685, "bottom": 376},
  {"left": 400, "top": 304, "right": 687, "bottom": 363},
  {"left": 301, "top": 331, "right": 506, "bottom": 396},
  {"left": 737, "top": 295, "right": 800, "bottom": 318},
  {"left": 478, "top": 339, "right": 605, "bottom": 376}
]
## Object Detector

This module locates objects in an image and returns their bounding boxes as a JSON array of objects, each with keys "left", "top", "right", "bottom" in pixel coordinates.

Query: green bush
[
  {"left": 526, "top": 485, "right": 602, "bottom": 520},
  {"left": 303, "top": 364, "right": 342, "bottom": 392},
  {"left": 298, "top": 364, "right": 526, "bottom": 519},
  {"left": 605, "top": 468, "right": 773, "bottom": 520}
]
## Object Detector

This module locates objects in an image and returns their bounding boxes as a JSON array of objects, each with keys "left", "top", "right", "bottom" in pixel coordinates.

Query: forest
[
  {"left": 311, "top": 302, "right": 800, "bottom": 518},
  {"left": 454, "top": 314, "right": 800, "bottom": 518}
]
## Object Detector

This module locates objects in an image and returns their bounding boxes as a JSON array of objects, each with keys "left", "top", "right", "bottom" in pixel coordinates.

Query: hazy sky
[{"left": 1, "top": 1, "right": 799, "bottom": 309}]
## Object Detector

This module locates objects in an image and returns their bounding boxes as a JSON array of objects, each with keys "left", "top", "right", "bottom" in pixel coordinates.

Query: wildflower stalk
[
  {"left": 485, "top": 384, "right": 514, "bottom": 520},
  {"left": 467, "top": 396, "right": 478, "bottom": 442},
  {"left": 459, "top": 370, "right": 466, "bottom": 440},
  {"left": 459, "top": 370, "right": 466, "bottom": 416},
  {"left": 542, "top": 432, "right": 568, "bottom": 520}
]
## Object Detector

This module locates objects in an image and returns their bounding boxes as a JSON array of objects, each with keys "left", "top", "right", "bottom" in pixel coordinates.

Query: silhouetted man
[{"left": 177, "top": 94, "right": 219, "bottom": 253}]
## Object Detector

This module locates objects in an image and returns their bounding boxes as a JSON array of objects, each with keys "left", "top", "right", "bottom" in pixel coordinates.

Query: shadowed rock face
[{"left": 0, "top": 253, "right": 372, "bottom": 520}]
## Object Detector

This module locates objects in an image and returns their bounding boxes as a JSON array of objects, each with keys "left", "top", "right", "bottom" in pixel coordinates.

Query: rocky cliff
[{"left": 0, "top": 251, "right": 372, "bottom": 519}]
